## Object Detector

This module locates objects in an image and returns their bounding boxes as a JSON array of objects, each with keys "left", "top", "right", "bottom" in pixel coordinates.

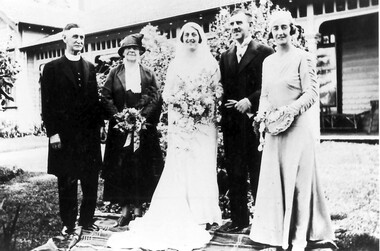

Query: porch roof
[
  {"left": 0, "top": 0, "right": 82, "bottom": 29},
  {"left": 18, "top": 0, "right": 244, "bottom": 49}
]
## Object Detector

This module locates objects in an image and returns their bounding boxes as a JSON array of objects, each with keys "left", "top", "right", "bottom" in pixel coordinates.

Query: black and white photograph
[{"left": 0, "top": 0, "right": 378, "bottom": 250}]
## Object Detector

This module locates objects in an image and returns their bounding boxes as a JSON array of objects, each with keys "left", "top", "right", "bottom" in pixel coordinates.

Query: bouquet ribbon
[{"left": 123, "top": 131, "right": 140, "bottom": 152}]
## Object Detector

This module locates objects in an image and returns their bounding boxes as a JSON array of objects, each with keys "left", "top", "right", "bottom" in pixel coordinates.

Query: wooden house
[{"left": 0, "top": 0, "right": 378, "bottom": 136}]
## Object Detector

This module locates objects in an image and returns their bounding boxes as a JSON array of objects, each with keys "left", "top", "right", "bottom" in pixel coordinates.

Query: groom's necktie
[{"left": 236, "top": 40, "right": 250, "bottom": 63}]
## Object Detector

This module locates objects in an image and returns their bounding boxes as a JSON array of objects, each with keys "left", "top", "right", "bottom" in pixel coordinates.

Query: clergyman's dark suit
[
  {"left": 41, "top": 56, "right": 103, "bottom": 229},
  {"left": 219, "top": 40, "right": 273, "bottom": 228}
]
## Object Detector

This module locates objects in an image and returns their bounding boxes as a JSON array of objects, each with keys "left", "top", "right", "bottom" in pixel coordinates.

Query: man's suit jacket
[
  {"left": 220, "top": 40, "right": 273, "bottom": 137},
  {"left": 41, "top": 56, "right": 103, "bottom": 177}
]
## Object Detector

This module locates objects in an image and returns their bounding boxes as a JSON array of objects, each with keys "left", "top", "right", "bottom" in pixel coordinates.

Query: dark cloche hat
[{"left": 118, "top": 33, "right": 146, "bottom": 57}]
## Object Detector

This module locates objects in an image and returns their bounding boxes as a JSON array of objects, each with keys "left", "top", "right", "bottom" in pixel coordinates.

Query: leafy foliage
[
  {"left": 0, "top": 51, "right": 19, "bottom": 111},
  {"left": 139, "top": 24, "right": 175, "bottom": 155},
  {"left": 140, "top": 24, "right": 175, "bottom": 90},
  {"left": 0, "top": 141, "right": 378, "bottom": 250},
  {"left": 0, "top": 167, "right": 24, "bottom": 183},
  {"left": 0, "top": 172, "right": 60, "bottom": 251},
  {"left": 209, "top": 0, "right": 273, "bottom": 57},
  {"left": 0, "top": 119, "right": 46, "bottom": 138},
  {"left": 209, "top": 0, "right": 307, "bottom": 60}
]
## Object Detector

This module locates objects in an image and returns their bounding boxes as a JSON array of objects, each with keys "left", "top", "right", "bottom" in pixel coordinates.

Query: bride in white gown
[{"left": 107, "top": 22, "right": 222, "bottom": 251}]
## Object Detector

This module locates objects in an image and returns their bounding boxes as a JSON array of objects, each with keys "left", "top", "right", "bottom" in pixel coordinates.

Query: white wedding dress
[{"left": 107, "top": 22, "right": 222, "bottom": 251}]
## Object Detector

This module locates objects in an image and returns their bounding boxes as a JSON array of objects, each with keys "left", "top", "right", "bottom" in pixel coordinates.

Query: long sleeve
[
  {"left": 140, "top": 70, "right": 163, "bottom": 124},
  {"left": 101, "top": 68, "right": 119, "bottom": 119},
  {"left": 41, "top": 63, "right": 60, "bottom": 137},
  {"left": 288, "top": 52, "right": 319, "bottom": 115},
  {"left": 257, "top": 58, "right": 271, "bottom": 117}
]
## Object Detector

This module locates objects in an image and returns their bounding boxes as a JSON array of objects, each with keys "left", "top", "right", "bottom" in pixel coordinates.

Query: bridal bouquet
[
  {"left": 113, "top": 108, "right": 146, "bottom": 151},
  {"left": 169, "top": 69, "right": 222, "bottom": 133}
]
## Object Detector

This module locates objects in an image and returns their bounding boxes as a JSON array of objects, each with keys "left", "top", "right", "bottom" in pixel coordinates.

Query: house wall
[
  {"left": 20, "top": 29, "right": 51, "bottom": 45},
  {"left": 341, "top": 13, "right": 379, "bottom": 114},
  {"left": 6, "top": 0, "right": 379, "bottom": 135}
]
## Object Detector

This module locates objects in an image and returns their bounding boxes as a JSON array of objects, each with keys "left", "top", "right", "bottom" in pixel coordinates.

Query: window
[
  {"left": 336, "top": 0, "right": 346, "bottom": 11},
  {"left": 203, "top": 23, "right": 209, "bottom": 33},
  {"left": 347, "top": 0, "right": 358, "bottom": 9},
  {"left": 314, "top": 2, "right": 323, "bottom": 15},
  {"left": 359, "top": 0, "right": 370, "bottom": 7},
  {"left": 325, "top": 1, "right": 334, "bottom": 13},
  {"left": 299, "top": 4, "right": 307, "bottom": 17},
  {"left": 289, "top": 7, "right": 298, "bottom": 18}
]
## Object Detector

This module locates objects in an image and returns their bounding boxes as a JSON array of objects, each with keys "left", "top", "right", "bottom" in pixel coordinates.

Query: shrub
[
  {"left": 0, "top": 173, "right": 60, "bottom": 251},
  {"left": 0, "top": 166, "right": 24, "bottom": 183},
  {"left": 0, "top": 119, "right": 46, "bottom": 138},
  {"left": 0, "top": 51, "right": 19, "bottom": 111},
  {"left": 209, "top": 0, "right": 308, "bottom": 60}
]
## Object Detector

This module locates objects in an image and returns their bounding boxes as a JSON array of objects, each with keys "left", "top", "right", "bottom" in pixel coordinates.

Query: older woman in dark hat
[{"left": 101, "top": 33, "right": 163, "bottom": 226}]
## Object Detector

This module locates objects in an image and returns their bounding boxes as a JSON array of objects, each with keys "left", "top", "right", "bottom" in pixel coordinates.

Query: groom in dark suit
[
  {"left": 219, "top": 9, "right": 273, "bottom": 232},
  {"left": 41, "top": 23, "right": 103, "bottom": 236}
]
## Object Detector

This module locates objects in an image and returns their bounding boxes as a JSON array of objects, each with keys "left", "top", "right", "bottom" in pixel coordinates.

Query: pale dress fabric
[
  {"left": 107, "top": 22, "right": 222, "bottom": 251},
  {"left": 249, "top": 47, "right": 335, "bottom": 249}
]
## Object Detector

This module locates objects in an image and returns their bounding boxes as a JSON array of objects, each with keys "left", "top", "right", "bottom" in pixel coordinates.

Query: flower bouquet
[
  {"left": 168, "top": 69, "right": 222, "bottom": 134},
  {"left": 253, "top": 107, "right": 295, "bottom": 151},
  {"left": 113, "top": 108, "right": 146, "bottom": 151}
]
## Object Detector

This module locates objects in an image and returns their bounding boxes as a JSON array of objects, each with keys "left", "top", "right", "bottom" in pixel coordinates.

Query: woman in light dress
[
  {"left": 249, "top": 11, "right": 337, "bottom": 251},
  {"left": 107, "top": 22, "right": 222, "bottom": 251}
]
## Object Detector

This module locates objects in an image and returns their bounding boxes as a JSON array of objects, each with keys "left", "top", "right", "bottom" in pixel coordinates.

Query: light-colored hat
[{"left": 268, "top": 10, "right": 294, "bottom": 30}]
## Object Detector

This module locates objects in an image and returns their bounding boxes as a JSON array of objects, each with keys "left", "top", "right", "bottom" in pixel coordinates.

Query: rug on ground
[{"left": 32, "top": 213, "right": 263, "bottom": 251}]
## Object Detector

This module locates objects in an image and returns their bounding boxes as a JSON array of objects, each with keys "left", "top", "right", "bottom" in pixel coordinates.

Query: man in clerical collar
[{"left": 41, "top": 23, "right": 103, "bottom": 237}]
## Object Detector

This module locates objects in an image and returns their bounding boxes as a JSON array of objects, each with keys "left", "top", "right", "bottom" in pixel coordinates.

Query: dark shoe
[
  {"left": 82, "top": 223, "right": 100, "bottom": 231},
  {"left": 205, "top": 222, "right": 219, "bottom": 231},
  {"left": 115, "top": 215, "right": 132, "bottom": 227},
  {"left": 61, "top": 226, "right": 75, "bottom": 237},
  {"left": 67, "top": 227, "right": 82, "bottom": 249},
  {"left": 224, "top": 223, "right": 242, "bottom": 233},
  {"left": 220, "top": 222, "right": 249, "bottom": 233}
]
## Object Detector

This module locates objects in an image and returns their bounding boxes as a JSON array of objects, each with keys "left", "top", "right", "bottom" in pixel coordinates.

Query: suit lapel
[
  {"left": 116, "top": 65, "right": 126, "bottom": 90},
  {"left": 139, "top": 65, "right": 147, "bottom": 92},
  {"left": 238, "top": 40, "right": 259, "bottom": 73},
  {"left": 227, "top": 46, "right": 239, "bottom": 73},
  {"left": 60, "top": 57, "right": 77, "bottom": 87}
]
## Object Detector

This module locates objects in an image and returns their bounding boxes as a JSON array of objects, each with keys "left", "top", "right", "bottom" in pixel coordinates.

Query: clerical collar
[{"left": 65, "top": 51, "right": 81, "bottom": 61}]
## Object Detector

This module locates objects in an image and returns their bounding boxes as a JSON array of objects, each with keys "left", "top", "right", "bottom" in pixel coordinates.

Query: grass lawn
[
  {"left": 0, "top": 141, "right": 378, "bottom": 251},
  {"left": 318, "top": 141, "right": 379, "bottom": 250}
]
